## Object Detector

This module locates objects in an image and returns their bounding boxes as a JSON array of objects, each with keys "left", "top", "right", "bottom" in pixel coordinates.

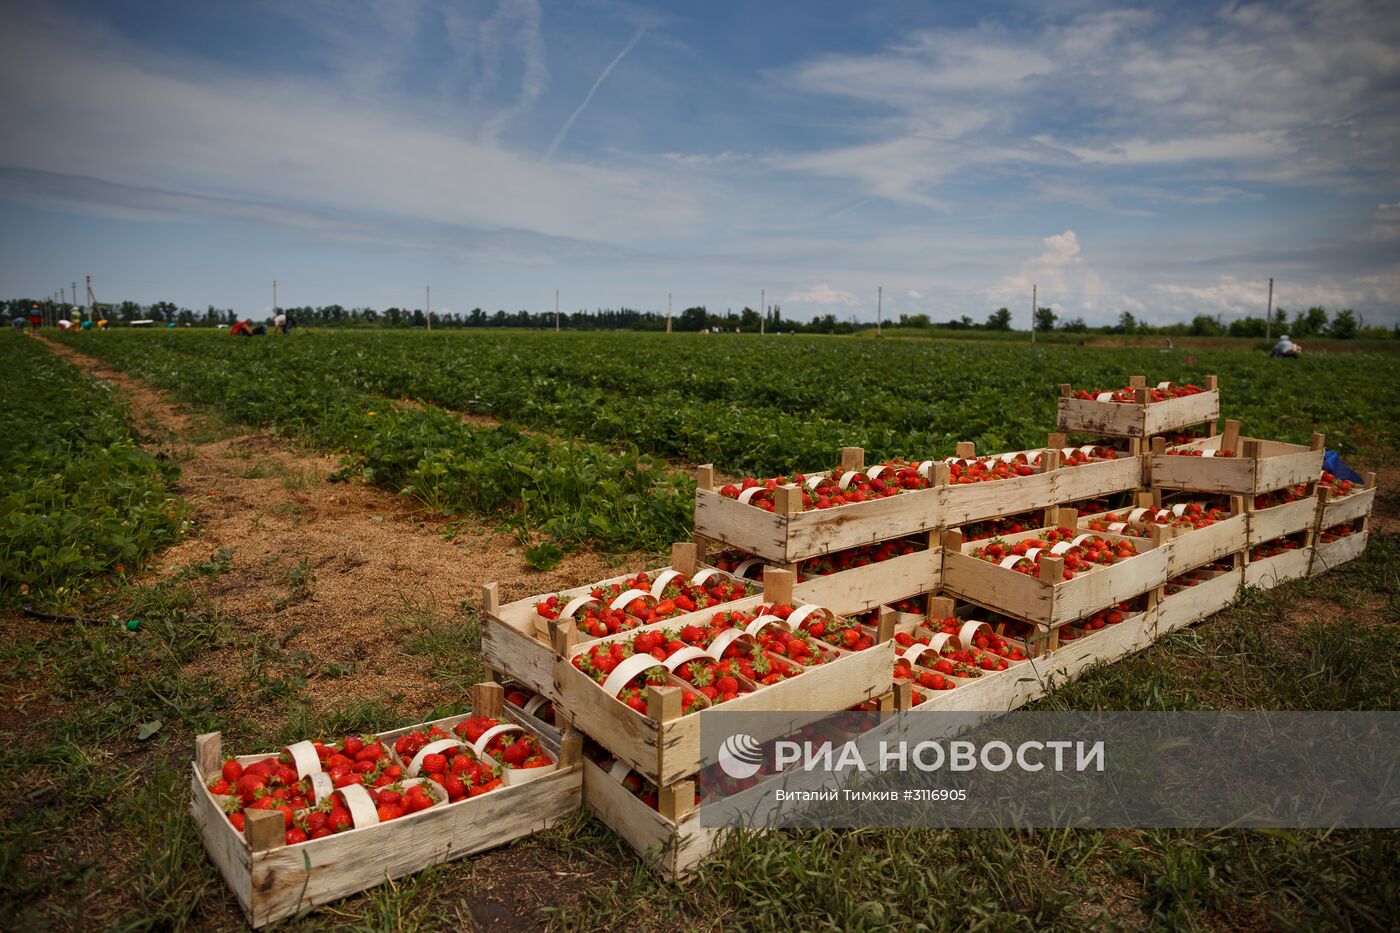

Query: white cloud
[
  {"left": 1365, "top": 202, "right": 1400, "bottom": 239},
  {"left": 785, "top": 283, "right": 862, "bottom": 307},
  {"left": 776, "top": 2, "right": 1400, "bottom": 208},
  {"left": 0, "top": 6, "right": 714, "bottom": 251}
]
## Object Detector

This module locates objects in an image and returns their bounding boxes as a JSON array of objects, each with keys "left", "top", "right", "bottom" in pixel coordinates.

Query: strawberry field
[
  {"left": 3, "top": 329, "right": 1399, "bottom": 931},
  {"left": 42, "top": 329, "right": 1400, "bottom": 559}
]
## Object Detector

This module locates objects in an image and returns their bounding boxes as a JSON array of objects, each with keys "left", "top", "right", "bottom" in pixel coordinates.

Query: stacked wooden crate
[
  {"left": 1147, "top": 424, "right": 1325, "bottom": 590},
  {"left": 481, "top": 538, "right": 895, "bottom": 877},
  {"left": 1310, "top": 472, "right": 1377, "bottom": 576},
  {"left": 194, "top": 373, "right": 1380, "bottom": 907}
]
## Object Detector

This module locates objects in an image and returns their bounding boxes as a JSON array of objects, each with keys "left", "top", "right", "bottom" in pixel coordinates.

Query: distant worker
[
  {"left": 27, "top": 307, "right": 42, "bottom": 332},
  {"left": 229, "top": 319, "right": 254, "bottom": 337},
  {"left": 57, "top": 318, "right": 73, "bottom": 331},
  {"left": 1270, "top": 334, "right": 1302, "bottom": 358},
  {"left": 80, "top": 319, "right": 93, "bottom": 331},
  {"left": 10, "top": 315, "right": 25, "bottom": 332},
  {"left": 274, "top": 311, "right": 287, "bottom": 334}
]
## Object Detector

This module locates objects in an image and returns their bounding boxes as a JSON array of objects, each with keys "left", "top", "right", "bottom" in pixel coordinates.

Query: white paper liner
[
  {"left": 407, "top": 738, "right": 466, "bottom": 777},
  {"left": 601, "top": 652, "right": 666, "bottom": 698},
  {"left": 336, "top": 783, "right": 379, "bottom": 828},
  {"left": 283, "top": 740, "right": 322, "bottom": 779},
  {"left": 785, "top": 604, "right": 832, "bottom": 630},
  {"left": 663, "top": 645, "right": 713, "bottom": 672},
  {"left": 559, "top": 594, "right": 599, "bottom": 620},
  {"left": 648, "top": 569, "right": 683, "bottom": 599},
  {"left": 737, "top": 486, "right": 766, "bottom": 504},
  {"left": 733, "top": 558, "right": 764, "bottom": 579},
  {"left": 608, "top": 588, "right": 653, "bottom": 612}
]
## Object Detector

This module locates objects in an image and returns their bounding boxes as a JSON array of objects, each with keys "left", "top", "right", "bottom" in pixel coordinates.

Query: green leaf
[
  {"left": 524, "top": 542, "right": 564, "bottom": 571},
  {"left": 137, "top": 719, "right": 163, "bottom": 741}
]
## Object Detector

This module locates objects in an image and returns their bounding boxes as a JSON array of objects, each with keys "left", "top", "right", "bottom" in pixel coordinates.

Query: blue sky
[{"left": 2, "top": 0, "right": 1398, "bottom": 325}]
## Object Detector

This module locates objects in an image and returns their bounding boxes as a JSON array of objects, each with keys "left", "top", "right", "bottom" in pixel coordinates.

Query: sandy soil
[{"left": 43, "top": 340, "right": 654, "bottom": 716}]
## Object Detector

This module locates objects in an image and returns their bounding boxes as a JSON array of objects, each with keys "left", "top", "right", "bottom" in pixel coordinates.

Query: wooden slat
[
  {"left": 1243, "top": 547, "right": 1313, "bottom": 589},
  {"left": 1309, "top": 532, "right": 1368, "bottom": 576},
  {"left": 1154, "top": 568, "right": 1243, "bottom": 636},
  {"left": 792, "top": 546, "right": 941, "bottom": 615},
  {"left": 1247, "top": 496, "right": 1319, "bottom": 547}
]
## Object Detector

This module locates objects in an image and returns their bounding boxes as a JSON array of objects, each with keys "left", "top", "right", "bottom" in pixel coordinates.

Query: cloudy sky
[{"left": 2, "top": 0, "right": 1398, "bottom": 325}]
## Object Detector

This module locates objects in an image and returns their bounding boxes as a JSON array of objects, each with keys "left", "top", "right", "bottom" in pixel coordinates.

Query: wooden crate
[
  {"left": 904, "top": 600, "right": 1159, "bottom": 712},
  {"left": 190, "top": 687, "right": 583, "bottom": 929},
  {"left": 940, "top": 510, "right": 1170, "bottom": 628},
  {"left": 553, "top": 570, "right": 894, "bottom": 787},
  {"left": 1148, "top": 427, "right": 1324, "bottom": 496},
  {"left": 581, "top": 756, "right": 716, "bottom": 881},
  {"left": 481, "top": 543, "right": 754, "bottom": 701},
  {"left": 693, "top": 445, "right": 1142, "bottom": 564},
  {"left": 1155, "top": 563, "right": 1244, "bottom": 637},
  {"left": 1246, "top": 494, "right": 1320, "bottom": 548},
  {"left": 1056, "top": 375, "right": 1220, "bottom": 438},
  {"left": 1080, "top": 496, "right": 1247, "bottom": 578},
  {"left": 1309, "top": 477, "right": 1375, "bottom": 576},
  {"left": 1315, "top": 474, "right": 1377, "bottom": 530},
  {"left": 1243, "top": 534, "right": 1314, "bottom": 589}
]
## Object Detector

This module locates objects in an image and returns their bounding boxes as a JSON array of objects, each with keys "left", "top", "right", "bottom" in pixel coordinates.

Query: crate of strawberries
[
  {"left": 556, "top": 600, "right": 893, "bottom": 786},
  {"left": 481, "top": 545, "right": 757, "bottom": 700},
  {"left": 1081, "top": 497, "right": 1246, "bottom": 576},
  {"left": 190, "top": 692, "right": 582, "bottom": 929},
  {"left": 1057, "top": 376, "right": 1219, "bottom": 438},
  {"left": 942, "top": 509, "right": 1170, "bottom": 629}
]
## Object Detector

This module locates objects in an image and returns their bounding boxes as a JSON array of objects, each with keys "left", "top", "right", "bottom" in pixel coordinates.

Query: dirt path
[{"left": 42, "top": 339, "right": 652, "bottom": 716}]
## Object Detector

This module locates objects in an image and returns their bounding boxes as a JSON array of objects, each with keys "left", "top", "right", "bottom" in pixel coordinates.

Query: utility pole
[
  {"left": 426, "top": 285, "right": 431, "bottom": 331},
  {"left": 72, "top": 281, "right": 77, "bottom": 315},
  {"left": 273, "top": 279, "right": 278, "bottom": 318},
  {"left": 760, "top": 288, "right": 765, "bottom": 335},
  {"left": 667, "top": 293, "right": 672, "bottom": 334},
  {"left": 1031, "top": 284, "right": 1037, "bottom": 344},
  {"left": 1265, "top": 277, "right": 1274, "bottom": 342},
  {"left": 555, "top": 289, "right": 560, "bottom": 332},
  {"left": 877, "top": 286, "right": 883, "bottom": 337},
  {"left": 85, "top": 274, "right": 93, "bottom": 321}
]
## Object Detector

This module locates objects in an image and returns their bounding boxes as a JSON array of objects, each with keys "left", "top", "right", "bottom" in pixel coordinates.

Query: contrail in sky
[{"left": 545, "top": 27, "right": 646, "bottom": 160}]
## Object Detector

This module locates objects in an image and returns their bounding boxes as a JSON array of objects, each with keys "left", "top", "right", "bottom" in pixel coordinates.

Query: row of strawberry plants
[
  {"left": 53, "top": 333, "right": 690, "bottom": 554},
  {"left": 71, "top": 331, "right": 1399, "bottom": 480},
  {"left": 0, "top": 335, "right": 185, "bottom": 603}
]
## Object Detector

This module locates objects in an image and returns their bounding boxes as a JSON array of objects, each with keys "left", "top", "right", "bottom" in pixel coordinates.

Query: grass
[{"left": 3, "top": 537, "right": 1394, "bottom": 930}]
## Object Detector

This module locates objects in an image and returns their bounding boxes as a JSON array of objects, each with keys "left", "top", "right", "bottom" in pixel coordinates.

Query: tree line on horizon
[{"left": 3, "top": 296, "right": 1393, "bottom": 340}]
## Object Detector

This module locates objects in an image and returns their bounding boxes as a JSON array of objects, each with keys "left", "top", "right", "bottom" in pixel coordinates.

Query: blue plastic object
[{"left": 1323, "top": 450, "right": 1364, "bottom": 484}]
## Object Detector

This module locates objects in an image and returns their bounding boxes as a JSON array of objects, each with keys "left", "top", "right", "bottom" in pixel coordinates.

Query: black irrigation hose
[{"left": 23, "top": 603, "right": 113, "bottom": 625}]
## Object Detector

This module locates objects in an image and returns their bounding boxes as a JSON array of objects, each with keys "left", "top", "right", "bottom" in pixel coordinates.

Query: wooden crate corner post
[
  {"left": 695, "top": 464, "right": 714, "bottom": 492},
  {"left": 840, "top": 447, "right": 865, "bottom": 471},
  {"left": 671, "top": 541, "right": 698, "bottom": 576},
  {"left": 876, "top": 606, "right": 897, "bottom": 644},
  {"left": 246, "top": 809, "right": 285, "bottom": 852},
  {"left": 764, "top": 567, "right": 795, "bottom": 606},
  {"left": 195, "top": 732, "right": 222, "bottom": 781},
  {"left": 471, "top": 681, "right": 506, "bottom": 718}
]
